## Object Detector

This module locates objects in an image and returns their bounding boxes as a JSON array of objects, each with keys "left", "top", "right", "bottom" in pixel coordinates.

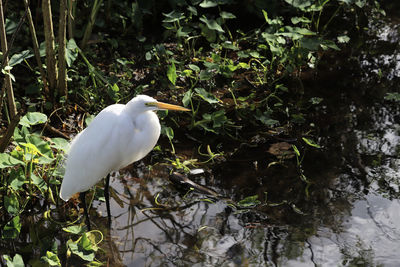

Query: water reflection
[{"left": 87, "top": 14, "right": 400, "bottom": 267}]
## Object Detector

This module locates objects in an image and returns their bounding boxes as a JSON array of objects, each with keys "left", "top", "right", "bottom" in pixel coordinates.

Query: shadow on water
[{"left": 87, "top": 13, "right": 400, "bottom": 267}]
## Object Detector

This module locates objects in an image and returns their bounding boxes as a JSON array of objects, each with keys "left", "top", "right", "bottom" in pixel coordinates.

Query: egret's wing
[{"left": 60, "top": 104, "right": 133, "bottom": 200}]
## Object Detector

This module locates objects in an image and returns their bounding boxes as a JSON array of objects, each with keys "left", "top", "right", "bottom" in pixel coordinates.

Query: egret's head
[{"left": 127, "top": 95, "right": 190, "bottom": 113}]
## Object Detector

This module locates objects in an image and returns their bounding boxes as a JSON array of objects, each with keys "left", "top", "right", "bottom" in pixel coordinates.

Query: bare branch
[{"left": 58, "top": 0, "right": 68, "bottom": 98}]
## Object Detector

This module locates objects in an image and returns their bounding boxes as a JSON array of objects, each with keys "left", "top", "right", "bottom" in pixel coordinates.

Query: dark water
[{"left": 85, "top": 15, "right": 400, "bottom": 267}]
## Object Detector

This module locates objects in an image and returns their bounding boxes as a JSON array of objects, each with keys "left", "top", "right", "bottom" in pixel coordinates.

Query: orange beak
[{"left": 147, "top": 101, "right": 191, "bottom": 111}]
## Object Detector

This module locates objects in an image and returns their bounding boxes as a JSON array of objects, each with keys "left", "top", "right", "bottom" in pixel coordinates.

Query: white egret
[{"left": 60, "top": 95, "right": 190, "bottom": 229}]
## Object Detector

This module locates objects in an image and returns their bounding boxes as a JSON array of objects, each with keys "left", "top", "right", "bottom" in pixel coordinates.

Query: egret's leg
[
  {"left": 104, "top": 173, "right": 111, "bottom": 228},
  {"left": 80, "top": 192, "right": 91, "bottom": 230}
]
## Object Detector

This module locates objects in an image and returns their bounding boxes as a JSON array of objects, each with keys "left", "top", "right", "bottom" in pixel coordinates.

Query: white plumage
[{"left": 60, "top": 95, "right": 189, "bottom": 201}]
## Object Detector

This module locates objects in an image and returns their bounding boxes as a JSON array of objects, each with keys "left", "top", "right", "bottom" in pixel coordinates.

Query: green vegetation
[{"left": 0, "top": 0, "right": 385, "bottom": 265}]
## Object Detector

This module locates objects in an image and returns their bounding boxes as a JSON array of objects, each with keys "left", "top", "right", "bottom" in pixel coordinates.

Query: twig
[
  {"left": 23, "top": 0, "right": 50, "bottom": 98},
  {"left": 1, "top": 3, "right": 28, "bottom": 66},
  {"left": 44, "top": 124, "right": 70, "bottom": 140},
  {"left": 42, "top": 0, "right": 58, "bottom": 94},
  {"left": 0, "top": 0, "right": 17, "bottom": 119},
  {"left": 58, "top": 0, "right": 68, "bottom": 98},
  {"left": 80, "top": 0, "right": 103, "bottom": 50}
]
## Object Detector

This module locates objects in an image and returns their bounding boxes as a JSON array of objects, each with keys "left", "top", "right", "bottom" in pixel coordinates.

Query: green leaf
[
  {"left": 9, "top": 169, "right": 26, "bottom": 191},
  {"left": 199, "top": 23, "right": 216, "bottom": 42},
  {"left": 294, "top": 27, "right": 316, "bottom": 36},
  {"left": 254, "top": 110, "right": 279, "bottom": 126},
  {"left": 66, "top": 39, "right": 78, "bottom": 67},
  {"left": 309, "top": 97, "right": 323, "bottom": 105},
  {"left": 220, "top": 11, "right": 236, "bottom": 19},
  {"left": 285, "top": 0, "right": 312, "bottom": 10},
  {"left": 63, "top": 225, "right": 85, "bottom": 235},
  {"left": 145, "top": 52, "right": 152, "bottom": 61},
  {"left": 26, "top": 135, "right": 54, "bottom": 163},
  {"left": 9, "top": 50, "right": 33, "bottom": 67},
  {"left": 195, "top": 88, "right": 219, "bottom": 104},
  {"left": 167, "top": 62, "right": 177, "bottom": 85},
  {"left": 3, "top": 253, "right": 24, "bottom": 267},
  {"left": 292, "top": 145, "right": 300, "bottom": 156},
  {"left": 162, "top": 10, "right": 185, "bottom": 23},
  {"left": 182, "top": 89, "right": 193, "bottom": 107},
  {"left": 385, "top": 92, "right": 400, "bottom": 102},
  {"left": 337, "top": 35, "right": 350, "bottom": 43},
  {"left": 199, "top": 69, "right": 213, "bottom": 81},
  {"left": 5, "top": 194, "right": 19, "bottom": 216},
  {"left": 5, "top": 18, "right": 18, "bottom": 34},
  {"left": 41, "top": 251, "right": 61, "bottom": 266},
  {"left": 320, "top": 40, "right": 340, "bottom": 51},
  {"left": 19, "top": 112, "right": 48, "bottom": 127},
  {"left": 221, "top": 41, "right": 238, "bottom": 50},
  {"left": 50, "top": 138, "right": 70, "bottom": 152},
  {"left": 291, "top": 16, "right": 311, "bottom": 24},
  {"left": 199, "top": 0, "right": 218, "bottom": 8},
  {"left": 2, "top": 216, "right": 21, "bottom": 239},
  {"left": 302, "top": 137, "right": 321, "bottom": 148},
  {"left": 261, "top": 10, "right": 282, "bottom": 25},
  {"left": 187, "top": 6, "right": 197, "bottom": 15},
  {"left": 200, "top": 16, "right": 224, "bottom": 33},
  {"left": 161, "top": 126, "right": 174, "bottom": 141},
  {"left": 67, "top": 233, "right": 97, "bottom": 262},
  {"left": 262, "top": 10, "right": 269, "bottom": 23},
  {"left": 0, "top": 153, "right": 25, "bottom": 168},
  {"left": 31, "top": 174, "right": 48, "bottom": 191},
  {"left": 237, "top": 195, "right": 261, "bottom": 208},
  {"left": 188, "top": 64, "right": 200, "bottom": 72},
  {"left": 300, "top": 37, "right": 322, "bottom": 50}
]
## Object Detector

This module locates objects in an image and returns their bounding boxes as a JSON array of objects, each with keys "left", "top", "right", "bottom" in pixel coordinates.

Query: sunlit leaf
[
  {"left": 9, "top": 50, "right": 33, "bottom": 67},
  {"left": 220, "top": 11, "right": 236, "bottom": 19},
  {"left": 237, "top": 195, "right": 261, "bottom": 208},
  {"left": 337, "top": 35, "right": 350, "bottom": 43},
  {"left": 195, "top": 88, "right": 219, "bottom": 104},
  {"left": 188, "top": 64, "right": 200, "bottom": 72},
  {"left": 291, "top": 16, "right": 311, "bottom": 24},
  {"left": 292, "top": 145, "right": 300, "bottom": 156},
  {"left": 19, "top": 112, "right": 48, "bottom": 127},
  {"left": 302, "top": 137, "right": 321, "bottom": 148},
  {"left": 67, "top": 233, "right": 97, "bottom": 262},
  {"left": 199, "top": 0, "right": 218, "bottom": 8},
  {"left": 3, "top": 253, "right": 24, "bottom": 267},
  {"left": 162, "top": 10, "right": 185, "bottom": 23},
  {"left": 50, "top": 138, "right": 70, "bottom": 152},
  {"left": 187, "top": 5, "right": 197, "bottom": 15},
  {"left": 167, "top": 62, "right": 177, "bottom": 85},
  {"left": 0, "top": 153, "right": 25, "bottom": 168},
  {"left": 41, "top": 251, "right": 61, "bottom": 266}
]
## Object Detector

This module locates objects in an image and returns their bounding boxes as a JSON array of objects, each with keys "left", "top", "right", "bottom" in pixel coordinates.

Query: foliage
[{"left": 0, "top": 0, "right": 385, "bottom": 265}]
